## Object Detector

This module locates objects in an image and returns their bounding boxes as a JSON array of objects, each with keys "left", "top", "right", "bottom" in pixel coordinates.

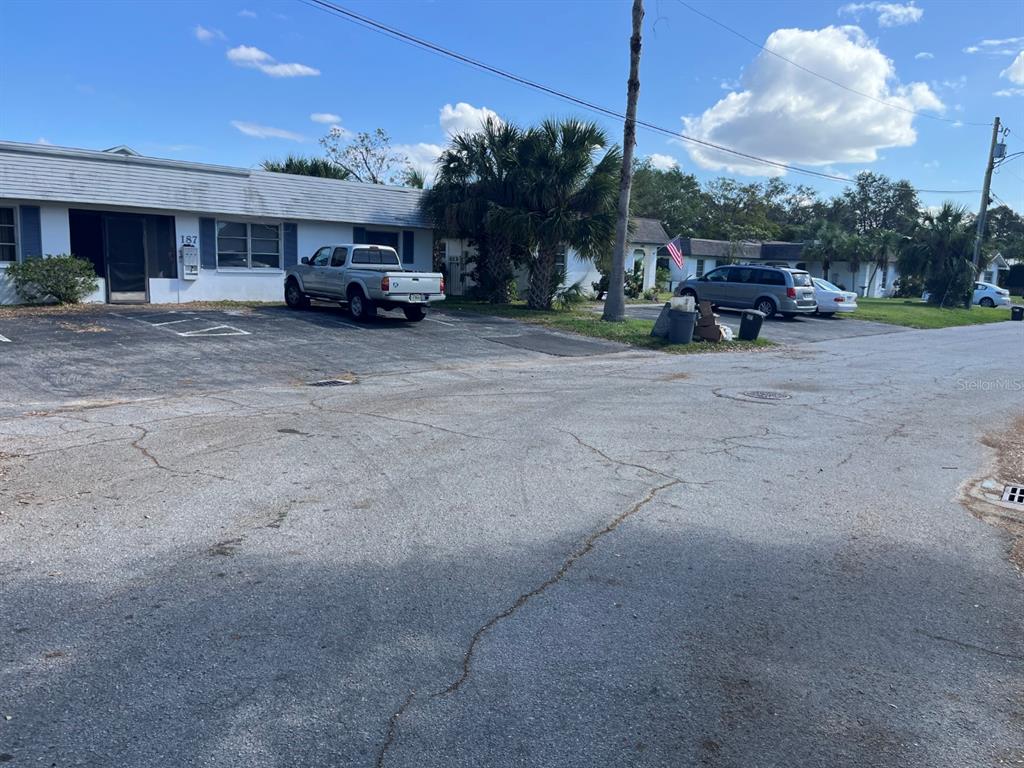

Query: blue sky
[{"left": 1, "top": 0, "right": 1022, "bottom": 210}]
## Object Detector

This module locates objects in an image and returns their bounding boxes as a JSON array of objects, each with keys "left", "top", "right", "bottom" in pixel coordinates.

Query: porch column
[{"left": 643, "top": 248, "right": 657, "bottom": 290}]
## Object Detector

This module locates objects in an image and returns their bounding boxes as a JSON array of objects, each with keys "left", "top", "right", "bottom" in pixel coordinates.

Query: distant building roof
[
  {"left": 629, "top": 217, "right": 669, "bottom": 245},
  {"left": 674, "top": 237, "right": 805, "bottom": 261},
  {"left": 0, "top": 141, "right": 430, "bottom": 229}
]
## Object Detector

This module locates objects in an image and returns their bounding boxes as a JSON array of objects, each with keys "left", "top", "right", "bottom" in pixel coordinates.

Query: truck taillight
[
  {"left": 787, "top": 287, "right": 797, "bottom": 298},
  {"left": 380, "top": 276, "right": 390, "bottom": 292},
  {"left": 440, "top": 276, "right": 446, "bottom": 294},
  {"left": 834, "top": 296, "right": 844, "bottom": 302}
]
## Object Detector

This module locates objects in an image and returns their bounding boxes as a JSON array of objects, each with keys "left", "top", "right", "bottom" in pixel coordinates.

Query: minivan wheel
[
  {"left": 756, "top": 298, "right": 777, "bottom": 319},
  {"left": 284, "top": 279, "right": 309, "bottom": 309},
  {"left": 348, "top": 290, "right": 376, "bottom": 321},
  {"left": 980, "top": 297, "right": 995, "bottom": 308}
]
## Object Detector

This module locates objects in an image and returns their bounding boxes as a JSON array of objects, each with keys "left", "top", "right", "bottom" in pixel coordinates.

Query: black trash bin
[
  {"left": 668, "top": 309, "right": 696, "bottom": 344},
  {"left": 1012, "top": 305, "right": 1024, "bottom": 321},
  {"left": 739, "top": 309, "right": 765, "bottom": 341}
]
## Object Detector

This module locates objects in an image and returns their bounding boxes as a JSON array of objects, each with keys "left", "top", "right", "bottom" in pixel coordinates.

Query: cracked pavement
[{"left": 0, "top": 310, "right": 1022, "bottom": 767}]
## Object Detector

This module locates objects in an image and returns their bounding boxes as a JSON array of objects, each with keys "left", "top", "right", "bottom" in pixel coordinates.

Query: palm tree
[
  {"left": 898, "top": 202, "right": 978, "bottom": 307},
  {"left": 421, "top": 118, "right": 524, "bottom": 303},
  {"left": 260, "top": 154, "right": 351, "bottom": 180},
  {"left": 507, "top": 119, "right": 621, "bottom": 310},
  {"left": 866, "top": 229, "right": 904, "bottom": 297}
]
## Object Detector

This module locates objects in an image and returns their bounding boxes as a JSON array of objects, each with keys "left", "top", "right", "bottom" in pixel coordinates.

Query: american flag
[{"left": 666, "top": 236, "right": 685, "bottom": 269}]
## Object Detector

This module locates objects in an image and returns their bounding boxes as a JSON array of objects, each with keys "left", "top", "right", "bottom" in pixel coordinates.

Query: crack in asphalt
[
  {"left": 373, "top": 477, "right": 681, "bottom": 767},
  {"left": 915, "top": 630, "right": 1024, "bottom": 661},
  {"left": 564, "top": 430, "right": 712, "bottom": 486},
  {"left": 129, "top": 424, "right": 172, "bottom": 471}
]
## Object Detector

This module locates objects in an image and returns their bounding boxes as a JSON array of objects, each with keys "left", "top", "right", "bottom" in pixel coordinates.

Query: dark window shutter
[
  {"left": 402, "top": 230, "right": 414, "bottom": 265},
  {"left": 199, "top": 217, "right": 216, "bottom": 269},
  {"left": 19, "top": 206, "right": 42, "bottom": 259},
  {"left": 353, "top": 226, "right": 366, "bottom": 244},
  {"left": 283, "top": 222, "right": 298, "bottom": 268}
]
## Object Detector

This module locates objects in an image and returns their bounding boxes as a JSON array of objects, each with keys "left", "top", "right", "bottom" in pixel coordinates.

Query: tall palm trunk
[
  {"left": 602, "top": 0, "right": 644, "bottom": 322},
  {"left": 485, "top": 229, "right": 514, "bottom": 304},
  {"left": 528, "top": 248, "right": 557, "bottom": 310}
]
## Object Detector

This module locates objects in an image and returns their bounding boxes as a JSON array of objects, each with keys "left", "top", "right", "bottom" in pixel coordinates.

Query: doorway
[{"left": 69, "top": 209, "right": 176, "bottom": 303}]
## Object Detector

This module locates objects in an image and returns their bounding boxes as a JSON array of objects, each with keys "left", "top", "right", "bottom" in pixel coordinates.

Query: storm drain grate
[
  {"left": 1002, "top": 485, "right": 1024, "bottom": 505},
  {"left": 741, "top": 390, "right": 791, "bottom": 401},
  {"left": 306, "top": 379, "right": 354, "bottom": 387}
]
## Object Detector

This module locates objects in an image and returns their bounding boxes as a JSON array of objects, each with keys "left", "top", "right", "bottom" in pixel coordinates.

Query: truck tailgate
[{"left": 386, "top": 272, "right": 442, "bottom": 294}]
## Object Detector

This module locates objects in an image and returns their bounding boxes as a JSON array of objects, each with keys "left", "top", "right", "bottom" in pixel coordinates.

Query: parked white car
[
  {"left": 812, "top": 278, "right": 858, "bottom": 316},
  {"left": 972, "top": 281, "right": 1011, "bottom": 308}
]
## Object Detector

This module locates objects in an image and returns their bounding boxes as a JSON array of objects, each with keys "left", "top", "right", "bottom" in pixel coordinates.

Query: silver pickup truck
[{"left": 284, "top": 244, "right": 445, "bottom": 321}]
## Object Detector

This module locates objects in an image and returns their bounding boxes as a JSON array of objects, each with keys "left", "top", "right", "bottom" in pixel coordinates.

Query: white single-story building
[
  {"left": 442, "top": 216, "right": 670, "bottom": 297},
  {"left": 0, "top": 141, "right": 433, "bottom": 305}
]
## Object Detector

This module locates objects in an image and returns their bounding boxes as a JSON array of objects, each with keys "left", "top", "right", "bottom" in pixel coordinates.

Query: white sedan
[
  {"left": 973, "top": 281, "right": 1011, "bottom": 308},
  {"left": 812, "top": 278, "right": 858, "bottom": 316}
]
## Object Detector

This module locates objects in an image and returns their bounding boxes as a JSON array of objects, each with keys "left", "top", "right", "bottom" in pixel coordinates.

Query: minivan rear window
[{"left": 791, "top": 272, "right": 812, "bottom": 287}]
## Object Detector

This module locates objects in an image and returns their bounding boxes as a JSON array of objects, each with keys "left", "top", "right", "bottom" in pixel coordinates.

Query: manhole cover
[
  {"left": 741, "top": 390, "right": 791, "bottom": 401},
  {"left": 306, "top": 379, "right": 353, "bottom": 387},
  {"left": 1002, "top": 484, "right": 1024, "bottom": 505}
]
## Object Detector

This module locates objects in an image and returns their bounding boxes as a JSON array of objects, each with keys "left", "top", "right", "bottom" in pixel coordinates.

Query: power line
[
  {"left": 297, "top": 0, "right": 982, "bottom": 194},
  {"left": 674, "top": 0, "right": 990, "bottom": 128}
]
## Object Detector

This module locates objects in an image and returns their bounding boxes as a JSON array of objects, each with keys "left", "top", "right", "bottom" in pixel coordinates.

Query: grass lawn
[
  {"left": 847, "top": 298, "right": 1015, "bottom": 329},
  {"left": 442, "top": 298, "right": 775, "bottom": 354}
]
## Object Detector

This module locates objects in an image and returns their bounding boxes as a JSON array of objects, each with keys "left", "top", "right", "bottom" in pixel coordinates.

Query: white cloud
[
  {"left": 679, "top": 26, "right": 944, "bottom": 176},
  {"left": 36, "top": 137, "right": 53, "bottom": 145},
  {"left": 648, "top": 153, "right": 679, "bottom": 170},
  {"left": 1000, "top": 51, "right": 1024, "bottom": 84},
  {"left": 914, "top": 51, "right": 933, "bottom": 60},
  {"left": 226, "top": 45, "right": 319, "bottom": 78},
  {"left": 923, "top": 160, "right": 939, "bottom": 168},
  {"left": 310, "top": 112, "right": 342, "bottom": 124},
  {"left": 994, "top": 88, "right": 1024, "bottom": 97},
  {"left": 839, "top": 2, "right": 923, "bottom": 27},
  {"left": 394, "top": 142, "right": 444, "bottom": 181},
  {"left": 238, "top": 9, "right": 257, "bottom": 18},
  {"left": 194, "top": 24, "right": 225, "bottom": 43},
  {"left": 963, "top": 37, "right": 1024, "bottom": 56},
  {"left": 438, "top": 102, "right": 501, "bottom": 136},
  {"left": 230, "top": 120, "right": 305, "bottom": 141}
]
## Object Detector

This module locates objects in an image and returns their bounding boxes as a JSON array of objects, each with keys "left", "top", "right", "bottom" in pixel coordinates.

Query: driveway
[
  {"left": 617, "top": 303, "right": 907, "bottom": 344},
  {"left": 1, "top": 313, "right": 1022, "bottom": 768}
]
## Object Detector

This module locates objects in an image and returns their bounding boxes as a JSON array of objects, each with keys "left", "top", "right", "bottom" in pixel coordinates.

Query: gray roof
[
  {"left": 0, "top": 141, "right": 430, "bottom": 229},
  {"left": 629, "top": 217, "right": 669, "bottom": 245}
]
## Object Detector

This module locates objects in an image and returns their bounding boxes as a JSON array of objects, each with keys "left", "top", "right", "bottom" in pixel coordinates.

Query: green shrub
[
  {"left": 5, "top": 254, "right": 99, "bottom": 304},
  {"left": 642, "top": 286, "right": 661, "bottom": 301}
]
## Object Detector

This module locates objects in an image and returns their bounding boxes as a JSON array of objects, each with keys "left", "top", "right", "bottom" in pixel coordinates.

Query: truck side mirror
[{"left": 300, "top": 256, "right": 310, "bottom": 265}]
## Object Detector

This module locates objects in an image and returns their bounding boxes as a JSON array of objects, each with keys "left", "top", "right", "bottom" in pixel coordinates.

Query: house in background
[
  {"left": 981, "top": 253, "right": 1010, "bottom": 286},
  {"left": 442, "top": 216, "right": 670, "bottom": 297},
  {"left": 0, "top": 141, "right": 433, "bottom": 305}
]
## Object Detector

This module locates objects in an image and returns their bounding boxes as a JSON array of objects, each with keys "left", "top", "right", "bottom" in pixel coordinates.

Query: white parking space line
[
  {"left": 113, "top": 312, "right": 250, "bottom": 338},
  {"left": 425, "top": 317, "right": 456, "bottom": 327},
  {"left": 179, "top": 325, "right": 251, "bottom": 337},
  {"left": 0, "top": 334, "right": 11, "bottom": 343},
  {"left": 150, "top": 318, "right": 196, "bottom": 326}
]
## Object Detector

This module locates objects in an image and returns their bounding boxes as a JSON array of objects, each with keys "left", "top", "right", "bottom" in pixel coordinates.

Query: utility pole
[
  {"left": 973, "top": 116, "right": 1000, "bottom": 269},
  {"left": 602, "top": 0, "right": 644, "bottom": 322}
]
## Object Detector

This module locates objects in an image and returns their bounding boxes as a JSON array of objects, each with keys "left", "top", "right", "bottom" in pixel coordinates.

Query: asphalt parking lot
[
  {"left": 619, "top": 303, "right": 908, "bottom": 344},
  {"left": 0, "top": 304, "right": 634, "bottom": 411}
]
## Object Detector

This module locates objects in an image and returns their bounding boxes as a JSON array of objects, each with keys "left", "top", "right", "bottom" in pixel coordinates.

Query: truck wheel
[
  {"left": 348, "top": 289, "right": 376, "bottom": 322},
  {"left": 403, "top": 306, "right": 426, "bottom": 322},
  {"left": 284, "top": 279, "right": 309, "bottom": 309}
]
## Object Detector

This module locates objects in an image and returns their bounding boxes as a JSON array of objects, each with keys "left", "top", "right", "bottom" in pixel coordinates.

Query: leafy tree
[
  {"left": 830, "top": 171, "right": 919, "bottom": 236},
  {"left": 509, "top": 119, "right": 621, "bottom": 310},
  {"left": 898, "top": 203, "right": 979, "bottom": 307},
  {"left": 401, "top": 166, "right": 426, "bottom": 189},
  {"left": 320, "top": 127, "right": 408, "bottom": 185},
  {"left": 983, "top": 204, "right": 1024, "bottom": 263},
  {"left": 260, "top": 154, "right": 351, "bottom": 180},
  {"left": 629, "top": 160, "right": 707, "bottom": 238},
  {"left": 422, "top": 118, "right": 525, "bottom": 303}
]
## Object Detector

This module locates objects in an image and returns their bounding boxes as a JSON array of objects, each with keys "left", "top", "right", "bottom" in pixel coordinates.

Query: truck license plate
[{"left": 409, "top": 294, "right": 423, "bottom": 302}]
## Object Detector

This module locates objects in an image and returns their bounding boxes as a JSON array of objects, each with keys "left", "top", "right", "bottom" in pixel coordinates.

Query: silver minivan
[{"left": 675, "top": 264, "right": 817, "bottom": 319}]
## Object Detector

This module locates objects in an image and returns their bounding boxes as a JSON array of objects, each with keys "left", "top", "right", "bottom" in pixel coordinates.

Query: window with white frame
[
  {"left": 554, "top": 247, "right": 567, "bottom": 273},
  {"left": 216, "top": 220, "right": 281, "bottom": 269},
  {"left": 0, "top": 208, "right": 15, "bottom": 263},
  {"left": 696, "top": 258, "right": 705, "bottom": 277}
]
